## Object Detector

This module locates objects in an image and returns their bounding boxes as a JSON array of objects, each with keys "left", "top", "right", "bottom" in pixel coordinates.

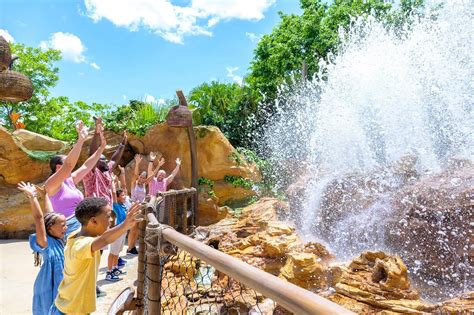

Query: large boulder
[
  {"left": 324, "top": 251, "right": 436, "bottom": 314},
  {"left": 0, "top": 126, "right": 51, "bottom": 185},
  {"left": 12, "top": 129, "right": 66, "bottom": 152}
]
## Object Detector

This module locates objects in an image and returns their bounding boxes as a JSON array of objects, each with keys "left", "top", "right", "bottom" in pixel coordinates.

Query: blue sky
[{"left": 1, "top": 0, "right": 301, "bottom": 106}]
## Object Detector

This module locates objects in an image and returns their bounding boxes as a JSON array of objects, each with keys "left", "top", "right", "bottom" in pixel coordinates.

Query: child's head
[
  {"left": 44, "top": 212, "right": 67, "bottom": 239},
  {"left": 116, "top": 189, "right": 127, "bottom": 204},
  {"left": 137, "top": 171, "right": 147, "bottom": 184},
  {"left": 75, "top": 197, "right": 112, "bottom": 235}
]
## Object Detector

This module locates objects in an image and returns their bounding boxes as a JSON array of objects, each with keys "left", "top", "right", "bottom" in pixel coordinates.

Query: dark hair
[
  {"left": 116, "top": 189, "right": 125, "bottom": 197},
  {"left": 49, "top": 155, "right": 64, "bottom": 174},
  {"left": 75, "top": 197, "right": 108, "bottom": 226},
  {"left": 34, "top": 212, "right": 64, "bottom": 267}
]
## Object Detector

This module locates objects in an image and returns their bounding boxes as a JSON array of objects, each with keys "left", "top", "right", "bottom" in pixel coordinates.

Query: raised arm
[
  {"left": 91, "top": 203, "right": 143, "bottom": 252},
  {"left": 118, "top": 165, "right": 128, "bottom": 195},
  {"left": 88, "top": 117, "right": 103, "bottom": 157},
  {"left": 111, "top": 173, "right": 118, "bottom": 204},
  {"left": 166, "top": 158, "right": 181, "bottom": 184},
  {"left": 145, "top": 153, "right": 165, "bottom": 184},
  {"left": 18, "top": 182, "right": 47, "bottom": 248},
  {"left": 108, "top": 131, "right": 127, "bottom": 172},
  {"left": 71, "top": 130, "right": 107, "bottom": 184},
  {"left": 45, "top": 121, "right": 88, "bottom": 196}
]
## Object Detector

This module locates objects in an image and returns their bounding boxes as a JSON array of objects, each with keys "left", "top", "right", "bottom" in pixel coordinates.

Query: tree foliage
[
  {"left": 188, "top": 81, "right": 259, "bottom": 148},
  {"left": 0, "top": 43, "right": 107, "bottom": 141}
]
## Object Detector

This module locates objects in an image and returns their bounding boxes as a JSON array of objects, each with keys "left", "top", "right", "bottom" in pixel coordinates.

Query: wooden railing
[{"left": 125, "top": 196, "right": 355, "bottom": 315}]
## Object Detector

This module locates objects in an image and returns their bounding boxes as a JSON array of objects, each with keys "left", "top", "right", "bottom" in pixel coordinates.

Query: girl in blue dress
[{"left": 18, "top": 182, "right": 66, "bottom": 315}]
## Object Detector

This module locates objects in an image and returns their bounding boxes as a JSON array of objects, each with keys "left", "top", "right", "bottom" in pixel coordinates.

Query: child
[
  {"left": 106, "top": 175, "right": 130, "bottom": 281},
  {"left": 49, "top": 197, "right": 142, "bottom": 315},
  {"left": 18, "top": 182, "right": 66, "bottom": 315}
]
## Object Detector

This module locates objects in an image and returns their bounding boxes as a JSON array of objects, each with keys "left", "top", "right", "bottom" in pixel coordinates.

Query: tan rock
[
  {"left": 279, "top": 252, "right": 327, "bottom": 289},
  {"left": 328, "top": 251, "right": 435, "bottom": 314},
  {"left": 437, "top": 291, "right": 474, "bottom": 314},
  {"left": 213, "top": 179, "right": 255, "bottom": 206},
  {"left": 12, "top": 129, "right": 66, "bottom": 152},
  {"left": 0, "top": 126, "right": 51, "bottom": 185},
  {"left": 197, "top": 191, "right": 228, "bottom": 225},
  {"left": 0, "top": 185, "right": 35, "bottom": 238}
]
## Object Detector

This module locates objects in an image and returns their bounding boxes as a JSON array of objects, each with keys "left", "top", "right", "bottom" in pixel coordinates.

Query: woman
[
  {"left": 18, "top": 182, "right": 66, "bottom": 315},
  {"left": 45, "top": 121, "right": 107, "bottom": 237}
]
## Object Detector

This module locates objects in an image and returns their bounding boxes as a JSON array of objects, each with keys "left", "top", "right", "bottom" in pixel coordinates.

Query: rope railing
[{"left": 137, "top": 207, "right": 354, "bottom": 315}]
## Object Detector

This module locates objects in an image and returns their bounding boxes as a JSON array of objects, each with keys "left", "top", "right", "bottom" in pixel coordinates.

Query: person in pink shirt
[
  {"left": 147, "top": 152, "right": 181, "bottom": 196},
  {"left": 82, "top": 118, "right": 127, "bottom": 204},
  {"left": 45, "top": 121, "right": 107, "bottom": 237}
]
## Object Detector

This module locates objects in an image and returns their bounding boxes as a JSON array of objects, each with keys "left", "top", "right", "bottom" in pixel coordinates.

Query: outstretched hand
[
  {"left": 118, "top": 165, "right": 125, "bottom": 174},
  {"left": 134, "top": 154, "right": 142, "bottom": 165},
  {"left": 175, "top": 158, "right": 181, "bottom": 166},
  {"left": 123, "top": 203, "right": 144, "bottom": 228},
  {"left": 149, "top": 151, "right": 156, "bottom": 162},
  {"left": 76, "top": 121, "right": 88, "bottom": 141},
  {"left": 159, "top": 157, "right": 165, "bottom": 167},
  {"left": 17, "top": 181, "right": 37, "bottom": 198},
  {"left": 95, "top": 117, "right": 104, "bottom": 134},
  {"left": 121, "top": 130, "right": 128, "bottom": 145}
]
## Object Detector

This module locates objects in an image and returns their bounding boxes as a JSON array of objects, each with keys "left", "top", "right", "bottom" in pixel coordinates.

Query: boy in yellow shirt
[{"left": 48, "top": 197, "right": 142, "bottom": 314}]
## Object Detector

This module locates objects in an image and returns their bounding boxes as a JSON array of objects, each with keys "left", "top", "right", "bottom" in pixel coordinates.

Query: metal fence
[{"left": 111, "top": 195, "right": 354, "bottom": 315}]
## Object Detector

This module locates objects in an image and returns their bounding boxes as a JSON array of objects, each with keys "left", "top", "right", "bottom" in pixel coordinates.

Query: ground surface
[{"left": 0, "top": 239, "right": 138, "bottom": 314}]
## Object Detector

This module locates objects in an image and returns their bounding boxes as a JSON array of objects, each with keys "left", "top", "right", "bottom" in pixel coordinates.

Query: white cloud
[
  {"left": 40, "top": 32, "right": 86, "bottom": 63},
  {"left": 226, "top": 66, "right": 243, "bottom": 86},
  {"left": 144, "top": 93, "right": 156, "bottom": 103},
  {"left": 90, "top": 62, "right": 100, "bottom": 70},
  {"left": 0, "top": 29, "right": 14, "bottom": 43},
  {"left": 245, "top": 32, "right": 260, "bottom": 43},
  {"left": 122, "top": 95, "right": 127, "bottom": 100},
  {"left": 84, "top": 0, "right": 275, "bottom": 44}
]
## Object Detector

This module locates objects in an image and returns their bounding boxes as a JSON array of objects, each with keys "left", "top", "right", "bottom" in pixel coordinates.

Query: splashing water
[{"left": 262, "top": 1, "right": 473, "bottom": 301}]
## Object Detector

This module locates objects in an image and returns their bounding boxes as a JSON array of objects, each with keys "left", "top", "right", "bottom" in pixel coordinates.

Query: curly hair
[{"left": 75, "top": 197, "right": 108, "bottom": 226}]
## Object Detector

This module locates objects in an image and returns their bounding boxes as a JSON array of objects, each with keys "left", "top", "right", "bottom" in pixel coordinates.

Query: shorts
[
  {"left": 48, "top": 304, "right": 65, "bottom": 315},
  {"left": 109, "top": 232, "right": 126, "bottom": 255}
]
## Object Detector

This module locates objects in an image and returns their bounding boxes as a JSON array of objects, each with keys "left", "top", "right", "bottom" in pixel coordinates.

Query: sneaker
[
  {"left": 127, "top": 247, "right": 138, "bottom": 255},
  {"left": 118, "top": 257, "right": 127, "bottom": 268},
  {"left": 96, "top": 285, "right": 107, "bottom": 297},
  {"left": 112, "top": 267, "right": 127, "bottom": 276},
  {"left": 105, "top": 271, "right": 120, "bottom": 282}
]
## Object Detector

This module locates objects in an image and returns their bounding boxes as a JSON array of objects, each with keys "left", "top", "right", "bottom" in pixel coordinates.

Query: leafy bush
[
  {"left": 103, "top": 100, "right": 172, "bottom": 136},
  {"left": 198, "top": 177, "right": 216, "bottom": 197},
  {"left": 223, "top": 175, "right": 253, "bottom": 190}
]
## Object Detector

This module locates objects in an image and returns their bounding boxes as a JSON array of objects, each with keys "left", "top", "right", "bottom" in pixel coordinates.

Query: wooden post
[
  {"left": 182, "top": 193, "right": 188, "bottom": 234},
  {"left": 136, "top": 207, "right": 147, "bottom": 314},
  {"left": 145, "top": 220, "right": 161, "bottom": 315}
]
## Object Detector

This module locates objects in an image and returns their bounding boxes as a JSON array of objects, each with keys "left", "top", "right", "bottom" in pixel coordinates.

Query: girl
[{"left": 18, "top": 182, "right": 66, "bottom": 315}]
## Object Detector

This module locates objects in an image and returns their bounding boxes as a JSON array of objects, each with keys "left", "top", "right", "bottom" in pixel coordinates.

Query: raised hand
[
  {"left": 17, "top": 181, "right": 37, "bottom": 198},
  {"left": 76, "top": 120, "right": 88, "bottom": 141},
  {"left": 99, "top": 129, "right": 107, "bottom": 150},
  {"left": 159, "top": 157, "right": 165, "bottom": 167},
  {"left": 121, "top": 130, "right": 128, "bottom": 145},
  {"left": 175, "top": 158, "right": 181, "bottom": 166},
  {"left": 149, "top": 151, "right": 156, "bottom": 162},
  {"left": 118, "top": 165, "right": 125, "bottom": 174},
  {"left": 94, "top": 117, "right": 104, "bottom": 134},
  {"left": 123, "top": 203, "right": 144, "bottom": 228},
  {"left": 134, "top": 154, "right": 142, "bottom": 165}
]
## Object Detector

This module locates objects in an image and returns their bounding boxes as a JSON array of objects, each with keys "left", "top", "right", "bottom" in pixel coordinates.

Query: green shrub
[
  {"left": 223, "top": 175, "right": 253, "bottom": 190},
  {"left": 198, "top": 177, "right": 216, "bottom": 197}
]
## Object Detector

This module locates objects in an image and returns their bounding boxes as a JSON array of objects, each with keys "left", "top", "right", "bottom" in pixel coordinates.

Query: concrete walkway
[{"left": 0, "top": 239, "right": 138, "bottom": 314}]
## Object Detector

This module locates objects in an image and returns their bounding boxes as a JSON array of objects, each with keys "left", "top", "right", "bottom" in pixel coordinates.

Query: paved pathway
[{"left": 0, "top": 239, "right": 139, "bottom": 314}]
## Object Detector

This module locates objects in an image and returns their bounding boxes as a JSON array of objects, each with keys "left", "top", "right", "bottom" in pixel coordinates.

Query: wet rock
[
  {"left": 326, "top": 251, "right": 435, "bottom": 314},
  {"left": 437, "top": 291, "right": 474, "bottom": 314}
]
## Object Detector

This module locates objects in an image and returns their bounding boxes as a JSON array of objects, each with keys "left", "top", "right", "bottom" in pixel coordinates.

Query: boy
[
  {"left": 106, "top": 180, "right": 130, "bottom": 281},
  {"left": 49, "top": 197, "right": 142, "bottom": 314}
]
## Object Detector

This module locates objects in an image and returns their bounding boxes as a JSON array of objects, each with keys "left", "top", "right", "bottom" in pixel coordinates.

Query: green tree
[
  {"left": 188, "top": 81, "right": 258, "bottom": 147},
  {"left": 1, "top": 42, "right": 108, "bottom": 141}
]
